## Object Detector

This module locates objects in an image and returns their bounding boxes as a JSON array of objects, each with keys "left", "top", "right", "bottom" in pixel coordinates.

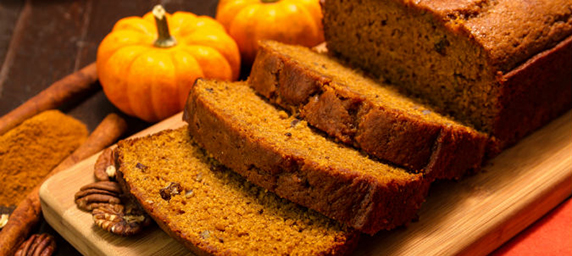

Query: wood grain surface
[{"left": 40, "top": 110, "right": 572, "bottom": 256}]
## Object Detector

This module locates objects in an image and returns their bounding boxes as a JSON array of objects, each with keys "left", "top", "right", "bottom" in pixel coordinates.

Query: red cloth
[{"left": 492, "top": 197, "right": 572, "bottom": 256}]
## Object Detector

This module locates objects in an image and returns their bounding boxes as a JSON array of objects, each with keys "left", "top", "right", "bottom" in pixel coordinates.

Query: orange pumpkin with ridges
[
  {"left": 97, "top": 5, "right": 240, "bottom": 122},
  {"left": 216, "top": 0, "right": 324, "bottom": 64}
]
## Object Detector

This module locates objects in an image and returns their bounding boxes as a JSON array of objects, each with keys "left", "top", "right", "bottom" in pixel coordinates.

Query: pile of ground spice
[{"left": 0, "top": 110, "right": 88, "bottom": 207}]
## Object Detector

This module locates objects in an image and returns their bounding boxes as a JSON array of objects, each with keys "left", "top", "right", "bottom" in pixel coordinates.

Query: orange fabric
[{"left": 493, "top": 197, "right": 572, "bottom": 256}]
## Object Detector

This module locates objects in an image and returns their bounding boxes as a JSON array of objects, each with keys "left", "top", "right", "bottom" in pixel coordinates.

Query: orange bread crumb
[
  {"left": 115, "top": 128, "right": 359, "bottom": 255},
  {"left": 323, "top": 0, "right": 572, "bottom": 150},
  {"left": 184, "top": 79, "right": 430, "bottom": 234},
  {"left": 249, "top": 40, "right": 488, "bottom": 180}
]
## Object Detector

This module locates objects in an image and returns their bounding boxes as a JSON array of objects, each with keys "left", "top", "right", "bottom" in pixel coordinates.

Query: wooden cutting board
[{"left": 40, "top": 111, "right": 572, "bottom": 256}]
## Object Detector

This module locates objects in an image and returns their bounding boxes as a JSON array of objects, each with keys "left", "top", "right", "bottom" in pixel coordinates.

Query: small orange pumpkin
[
  {"left": 216, "top": 0, "right": 324, "bottom": 64},
  {"left": 97, "top": 5, "right": 240, "bottom": 122}
]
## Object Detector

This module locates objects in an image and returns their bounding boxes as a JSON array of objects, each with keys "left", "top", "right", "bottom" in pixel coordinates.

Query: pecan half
[
  {"left": 94, "top": 148, "right": 115, "bottom": 181},
  {"left": 0, "top": 214, "right": 8, "bottom": 229},
  {"left": 92, "top": 203, "right": 152, "bottom": 236},
  {"left": 160, "top": 182, "right": 181, "bottom": 201},
  {"left": 75, "top": 181, "right": 122, "bottom": 211},
  {"left": 14, "top": 233, "right": 56, "bottom": 256}
]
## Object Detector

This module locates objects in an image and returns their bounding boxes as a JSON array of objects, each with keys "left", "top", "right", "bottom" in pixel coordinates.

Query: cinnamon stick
[
  {"left": 0, "top": 113, "right": 127, "bottom": 256},
  {"left": 0, "top": 63, "right": 98, "bottom": 136}
]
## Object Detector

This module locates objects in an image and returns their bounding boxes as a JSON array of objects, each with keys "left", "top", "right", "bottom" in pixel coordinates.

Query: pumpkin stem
[
  {"left": 153, "top": 5, "right": 177, "bottom": 48},
  {"left": 261, "top": 0, "right": 280, "bottom": 3}
]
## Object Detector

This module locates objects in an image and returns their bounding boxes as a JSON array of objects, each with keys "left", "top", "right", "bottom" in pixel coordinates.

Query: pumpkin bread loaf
[
  {"left": 323, "top": 0, "right": 572, "bottom": 151},
  {"left": 115, "top": 127, "right": 359, "bottom": 255},
  {"left": 184, "top": 79, "right": 431, "bottom": 235},
  {"left": 249, "top": 40, "right": 487, "bottom": 180}
]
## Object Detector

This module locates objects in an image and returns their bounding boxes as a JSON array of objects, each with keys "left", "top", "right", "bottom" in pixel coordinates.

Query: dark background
[
  {"left": 1, "top": 1, "right": 569, "bottom": 255},
  {"left": 0, "top": 0, "right": 219, "bottom": 131},
  {"left": 0, "top": 0, "right": 218, "bottom": 254}
]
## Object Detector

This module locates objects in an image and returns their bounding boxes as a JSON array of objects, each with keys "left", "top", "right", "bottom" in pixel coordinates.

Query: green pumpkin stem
[
  {"left": 153, "top": 5, "right": 177, "bottom": 48},
  {"left": 261, "top": 0, "right": 280, "bottom": 3}
]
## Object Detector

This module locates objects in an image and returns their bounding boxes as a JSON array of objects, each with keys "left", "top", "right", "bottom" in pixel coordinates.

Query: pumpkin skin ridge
[
  {"left": 104, "top": 42, "right": 231, "bottom": 121},
  {"left": 96, "top": 31, "right": 153, "bottom": 71},
  {"left": 125, "top": 50, "right": 165, "bottom": 122},
  {"left": 168, "top": 49, "right": 204, "bottom": 109},
  {"left": 217, "top": 0, "right": 323, "bottom": 64},
  {"left": 97, "top": 8, "right": 240, "bottom": 122},
  {"left": 216, "top": 0, "right": 251, "bottom": 29},
  {"left": 121, "top": 46, "right": 155, "bottom": 118},
  {"left": 149, "top": 48, "right": 179, "bottom": 121},
  {"left": 169, "top": 12, "right": 199, "bottom": 36},
  {"left": 280, "top": 2, "right": 321, "bottom": 42},
  {"left": 100, "top": 45, "right": 151, "bottom": 117},
  {"left": 178, "top": 15, "right": 226, "bottom": 36},
  {"left": 291, "top": 0, "right": 323, "bottom": 29},
  {"left": 229, "top": 4, "right": 259, "bottom": 64},
  {"left": 177, "top": 45, "right": 233, "bottom": 81},
  {"left": 189, "top": 45, "right": 232, "bottom": 79},
  {"left": 180, "top": 28, "right": 240, "bottom": 80},
  {"left": 112, "top": 17, "right": 156, "bottom": 37},
  {"left": 262, "top": 2, "right": 321, "bottom": 43},
  {"left": 156, "top": 13, "right": 240, "bottom": 80}
]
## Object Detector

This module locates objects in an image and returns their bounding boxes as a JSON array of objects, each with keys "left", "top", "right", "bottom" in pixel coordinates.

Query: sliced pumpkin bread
[
  {"left": 322, "top": 0, "right": 572, "bottom": 150},
  {"left": 249, "top": 40, "right": 488, "bottom": 180},
  {"left": 183, "top": 79, "right": 431, "bottom": 235},
  {"left": 115, "top": 127, "right": 359, "bottom": 255}
]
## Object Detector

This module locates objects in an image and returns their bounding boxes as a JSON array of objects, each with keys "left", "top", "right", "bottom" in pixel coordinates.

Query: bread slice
[
  {"left": 249, "top": 40, "right": 488, "bottom": 180},
  {"left": 115, "top": 127, "right": 359, "bottom": 255},
  {"left": 184, "top": 79, "right": 430, "bottom": 235}
]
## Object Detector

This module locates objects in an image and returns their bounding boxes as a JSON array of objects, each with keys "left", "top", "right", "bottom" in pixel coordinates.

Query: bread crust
[
  {"left": 493, "top": 35, "right": 572, "bottom": 151},
  {"left": 114, "top": 129, "right": 360, "bottom": 255},
  {"left": 114, "top": 140, "right": 220, "bottom": 256},
  {"left": 322, "top": 0, "right": 572, "bottom": 152},
  {"left": 184, "top": 80, "right": 431, "bottom": 235},
  {"left": 404, "top": 0, "right": 572, "bottom": 72},
  {"left": 249, "top": 41, "right": 487, "bottom": 180}
]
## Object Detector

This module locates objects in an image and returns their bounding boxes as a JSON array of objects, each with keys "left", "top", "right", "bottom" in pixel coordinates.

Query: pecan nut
[
  {"left": 160, "top": 182, "right": 181, "bottom": 201},
  {"left": 94, "top": 148, "right": 116, "bottom": 181},
  {"left": 75, "top": 181, "right": 122, "bottom": 211},
  {"left": 92, "top": 203, "right": 152, "bottom": 236},
  {"left": 14, "top": 233, "right": 56, "bottom": 256},
  {"left": 0, "top": 214, "right": 8, "bottom": 229}
]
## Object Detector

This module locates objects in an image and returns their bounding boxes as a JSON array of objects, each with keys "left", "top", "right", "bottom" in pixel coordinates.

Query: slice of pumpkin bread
[
  {"left": 184, "top": 79, "right": 430, "bottom": 235},
  {"left": 249, "top": 40, "right": 488, "bottom": 180},
  {"left": 115, "top": 127, "right": 359, "bottom": 255}
]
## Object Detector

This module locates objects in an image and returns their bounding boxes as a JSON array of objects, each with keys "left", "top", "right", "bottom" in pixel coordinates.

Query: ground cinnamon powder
[{"left": 0, "top": 110, "right": 88, "bottom": 206}]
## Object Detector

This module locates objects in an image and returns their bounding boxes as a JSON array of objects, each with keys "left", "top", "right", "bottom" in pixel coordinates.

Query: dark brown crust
[
  {"left": 114, "top": 130, "right": 360, "bottom": 255},
  {"left": 408, "top": 0, "right": 572, "bottom": 72},
  {"left": 492, "top": 35, "right": 572, "bottom": 152},
  {"left": 322, "top": 0, "right": 571, "bottom": 155},
  {"left": 184, "top": 80, "right": 431, "bottom": 235},
  {"left": 249, "top": 41, "right": 488, "bottom": 180}
]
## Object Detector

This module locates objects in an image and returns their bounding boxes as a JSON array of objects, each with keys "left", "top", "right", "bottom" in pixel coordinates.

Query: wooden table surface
[{"left": 0, "top": 0, "right": 570, "bottom": 255}]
